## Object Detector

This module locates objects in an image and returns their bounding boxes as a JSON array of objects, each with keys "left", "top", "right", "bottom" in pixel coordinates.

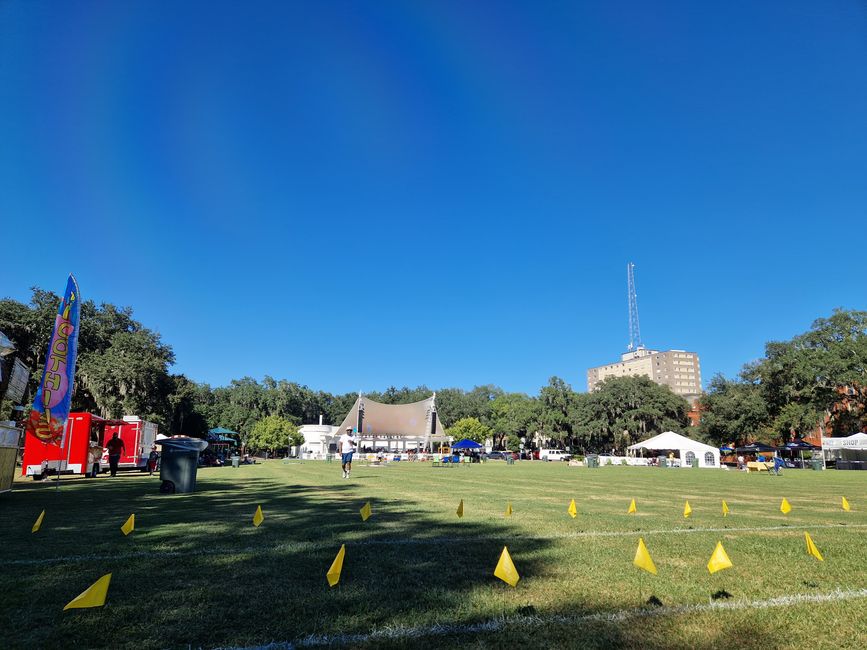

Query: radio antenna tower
[{"left": 627, "top": 262, "right": 643, "bottom": 352}]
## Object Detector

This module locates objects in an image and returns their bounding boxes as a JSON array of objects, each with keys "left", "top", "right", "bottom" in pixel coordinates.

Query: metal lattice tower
[{"left": 627, "top": 262, "right": 643, "bottom": 352}]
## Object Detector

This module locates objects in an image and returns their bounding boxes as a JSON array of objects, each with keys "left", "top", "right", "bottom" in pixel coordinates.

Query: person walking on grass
[
  {"left": 339, "top": 426, "right": 357, "bottom": 479},
  {"left": 105, "top": 432, "right": 125, "bottom": 477}
]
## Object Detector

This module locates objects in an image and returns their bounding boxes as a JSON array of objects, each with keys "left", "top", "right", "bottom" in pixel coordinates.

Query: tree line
[{"left": 1, "top": 288, "right": 863, "bottom": 452}]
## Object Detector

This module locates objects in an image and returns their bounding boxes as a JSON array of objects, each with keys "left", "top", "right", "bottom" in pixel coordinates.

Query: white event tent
[{"left": 627, "top": 431, "right": 720, "bottom": 468}]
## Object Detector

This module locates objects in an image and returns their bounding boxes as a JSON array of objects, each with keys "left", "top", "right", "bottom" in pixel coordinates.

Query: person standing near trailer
[{"left": 105, "top": 432, "right": 126, "bottom": 477}]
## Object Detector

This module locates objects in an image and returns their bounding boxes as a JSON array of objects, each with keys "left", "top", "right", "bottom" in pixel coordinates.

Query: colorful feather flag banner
[
  {"left": 64, "top": 574, "right": 111, "bottom": 610},
  {"left": 633, "top": 538, "right": 657, "bottom": 575},
  {"left": 26, "top": 275, "right": 81, "bottom": 446},
  {"left": 494, "top": 546, "right": 520, "bottom": 587},
  {"left": 804, "top": 532, "right": 824, "bottom": 561}
]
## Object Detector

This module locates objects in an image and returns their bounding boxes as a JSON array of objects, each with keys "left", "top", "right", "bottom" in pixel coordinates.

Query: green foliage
[
  {"left": 572, "top": 376, "right": 690, "bottom": 451},
  {"left": 489, "top": 392, "right": 537, "bottom": 449},
  {"left": 248, "top": 414, "right": 301, "bottom": 453},
  {"left": 698, "top": 374, "right": 771, "bottom": 446},
  {"left": 447, "top": 417, "right": 492, "bottom": 444},
  {"left": 505, "top": 434, "right": 521, "bottom": 452}
]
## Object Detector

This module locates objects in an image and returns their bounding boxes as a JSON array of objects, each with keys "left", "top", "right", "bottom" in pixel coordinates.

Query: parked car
[
  {"left": 484, "top": 451, "right": 519, "bottom": 461},
  {"left": 539, "top": 449, "right": 572, "bottom": 462}
]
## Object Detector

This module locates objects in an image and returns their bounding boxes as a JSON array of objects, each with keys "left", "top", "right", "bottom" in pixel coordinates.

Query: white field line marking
[
  {"left": 218, "top": 588, "right": 867, "bottom": 649},
  {"left": 4, "top": 523, "right": 866, "bottom": 567}
]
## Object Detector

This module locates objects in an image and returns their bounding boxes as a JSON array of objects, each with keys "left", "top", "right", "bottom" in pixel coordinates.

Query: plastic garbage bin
[
  {"left": 658, "top": 456, "right": 667, "bottom": 468},
  {"left": 585, "top": 454, "right": 599, "bottom": 468},
  {"left": 691, "top": 458, "right": 699, "bottom": 468},
  {"left": 156, "top": 437, "right": 208, "bottom": 494},
  {"left": 231, "top": 455, "right": 240, "bottom": 468},
  {"left": 811, "top": 459, "right": 823, "bottom": 471}
]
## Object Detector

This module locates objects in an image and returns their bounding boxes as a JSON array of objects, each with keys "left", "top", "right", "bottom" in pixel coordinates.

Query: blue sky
[{"left": 1, "top": 1, "right": 865, "bottom": 395}]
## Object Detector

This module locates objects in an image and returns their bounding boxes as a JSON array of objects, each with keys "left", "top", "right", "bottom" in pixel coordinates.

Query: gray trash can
[
  {"left": 585, "top": 454, "right": 599, "bottom": 468},
  {"left": 658, "top": 456, "right": 667, "bottom": 468},
  {"left": 811, "top": 459, "right": 823, "bottom": 471},
  {"left": 156, "top": 437, "right": 208, "bottom": 494},
  {"left": 691, "top": 458, "right": 699, "bottom": 468},
  {"left": 232, "top": 455, "right": 240, "bottom": 468}
]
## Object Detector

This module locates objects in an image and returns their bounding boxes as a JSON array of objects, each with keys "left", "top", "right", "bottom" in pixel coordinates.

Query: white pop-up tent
[
  {"left": 628, "top": 431, "right": 720, "bottom": 468},
  {"left": 821, "top": 432, "right": 867, "bottom": 463}
]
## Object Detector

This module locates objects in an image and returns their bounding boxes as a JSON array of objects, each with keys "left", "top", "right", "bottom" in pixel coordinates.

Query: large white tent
[
  {"left": 627, "top": 431, "right": 720, "bottom": 468},
  {"left": 821, "top": 432, "right": 867, "bottom": 463},
  {"left": 333, "top": 393, "right": 448, "bottom": 452}
]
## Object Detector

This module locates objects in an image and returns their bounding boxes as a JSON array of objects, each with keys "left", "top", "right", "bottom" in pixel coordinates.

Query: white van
[{"left": 540, "top": 449, "right": 571, "bottom": 462}]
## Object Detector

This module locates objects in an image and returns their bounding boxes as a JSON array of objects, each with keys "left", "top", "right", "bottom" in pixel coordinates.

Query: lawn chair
[{"left": 770, "top": 457, "right": 785, "bottom": 476}]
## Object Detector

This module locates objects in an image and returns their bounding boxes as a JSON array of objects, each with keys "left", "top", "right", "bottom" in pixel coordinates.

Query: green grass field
[{"left": 2, "top": 460, "right": 866, "bottom": 649}]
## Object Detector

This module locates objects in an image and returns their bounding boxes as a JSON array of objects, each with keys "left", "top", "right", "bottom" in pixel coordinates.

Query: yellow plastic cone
[
  {"left": 805, "top": 532, "right": 824, "bottom": 561},
  {"left": 567, "top": 499, "right": 577, "bottom": 518},
  {"left": 780, "top": 498, "right": 792, "bottom": 515},
  {"left": 456, "top": 499, "right": 464, "bottom": 518},
  {"left": 120, "top": 514, "right": 135, "bottom": 536},
  {"left": 32, "top": 510, "right": 45, "bottom": 533},
  {"left": 627, "top": 498, "right": 637, "bottom": 514},
  {"left": 707, "top": 541, "right": 733, "bottom": 574},
  {"left": 326, "top": 544, "right": 345, "bottom": 587},
  {"left": 63, "top": 573, "right": 112, "bottom": 610},
  {"left": 683, "top": 501, "right": 692, "bottom": 518},
  {"left": 633, "top": 538, "right": 657, "bottom": 575},
  {"left": 722, "top": 500, "right": 730, "bottom": 517},
  {"left": 253, "top": 505, "right": 264, "bottom": 527},
  {"left": 360, "top": 502, "right": 372, "bottom": 522},
  {"left": 505, "top": 502, "right": 513, "bottom": 517},
  {"left": 841, "top": 496, "right": 850, "bottom": 512},
  {"left": 494, "top": 546, "right": 520, "bottom": 587}
]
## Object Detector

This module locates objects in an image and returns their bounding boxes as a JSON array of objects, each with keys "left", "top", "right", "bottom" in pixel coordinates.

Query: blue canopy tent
[{"left": 451, "top": 439, "right": 483, "bottom": 449}]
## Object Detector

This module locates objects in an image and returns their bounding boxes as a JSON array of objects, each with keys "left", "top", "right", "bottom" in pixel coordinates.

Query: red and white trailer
[
  {"left": 22, "top": 412, "right": 158, "bottom": 478},
  {"left": 100, "top": 416, "right": 159, "bottom": 471}
]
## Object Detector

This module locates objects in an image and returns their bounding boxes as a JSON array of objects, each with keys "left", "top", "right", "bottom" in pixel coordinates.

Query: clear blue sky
[{"left": 1, "top": 1, "right": 865, "bottom": 395}]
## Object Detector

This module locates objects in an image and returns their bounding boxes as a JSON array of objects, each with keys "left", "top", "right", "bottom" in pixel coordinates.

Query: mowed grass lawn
[{"left": 1, "top": 460, "right": 866, "bottom": 649}]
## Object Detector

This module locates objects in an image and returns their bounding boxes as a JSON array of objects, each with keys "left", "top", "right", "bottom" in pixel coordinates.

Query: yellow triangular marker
[
  {"left": 683, "top": 501, "right": 692, "bottom": 518},
  {"left": 360, "top": 502, "right": 372, "bottom": 522},
  {"left": 633, "top": 537, "right": 657, "bottom": 575},
  {"left": 805, "top": 532, "right": 824, "bottom": 561},
  {"left": 780, "top": 498, "right": 792, "bottom": 515},
  {"left": 627, "top": 498, "right": 637, "bottom": 514},
  {"left": 456, "top": 499, "right": 464, "bottom": 518},
  {"left": 63, "top": 573, "right": 112, "bottom": 610},
  {"left": 505, "top": 502, "right": 513, "bottom": 517},
  {"left": 841, "top": 496, "right": 850, "bottom": 512},
  {"left": 253, "top": 505, "right": 264, "bottom": 527},
  {"left": 120, "top": 514, "right": 135, "bottom": 536},
  {"left": 326, "top": 544, "right": 345, "bottom": 587},
  {"left": 494, "top": 546, "right": 520, "bottom": 587},
  {"left": 32, "top": 510, "right": 45, "bottom": 533},
  {"left": 722, "top": 500, "right": 730, "bottom": 517},
  {"left": 567, "top": 499, "right": 577, "bottom": 518},
  {"left": 707, "top": 541, "right": 733, "bottom": 574}
]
